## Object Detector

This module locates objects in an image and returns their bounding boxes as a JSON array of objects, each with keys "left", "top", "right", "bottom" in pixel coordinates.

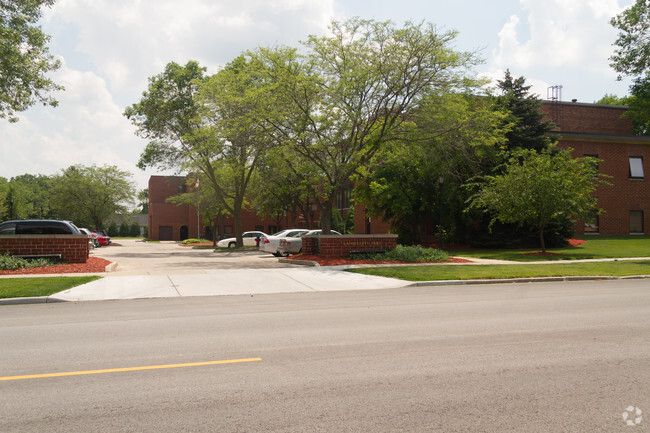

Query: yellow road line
[{"left": 0, "top": 357, "right": 262, "bottom": 381}]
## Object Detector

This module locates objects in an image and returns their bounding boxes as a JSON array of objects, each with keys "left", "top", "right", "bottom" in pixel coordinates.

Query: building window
[
  {"left": 629, "top": 157, "right": 644, "bottom": 179},
  {"left": 255, "top": 225, "right": 264, "bottom": 232},
  {"left": 584, "top": 212, "right": 599, "bottom": 234},
  {"left": 177, "top": 183, "right": 187, "bottom": 194},
  {"left": 336, "top": 184, "right": 353, "bottom": 210},
  {"left": 630, "top": 210, "right": 644, "bottom": 234},
  {"left": 224, "top": 225, "right": 233, "bottom": 235},
  {"left": 584, "top": 154, "right": 599, "bottom": 177}
]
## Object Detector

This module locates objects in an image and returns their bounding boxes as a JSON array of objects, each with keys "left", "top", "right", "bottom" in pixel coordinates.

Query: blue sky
[{"left": 0, "top": 0, "right": 635, "bottom": 192}]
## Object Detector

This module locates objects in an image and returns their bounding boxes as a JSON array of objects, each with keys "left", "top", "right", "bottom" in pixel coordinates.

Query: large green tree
[
  {"left": 126, "top": 58, "right": 277, "bottom": 246},
  {"left": 610, "top": 0, "right": 650, "bottom": 135},
  {"left": 468, "top": 148, "right": 602, "bottom": 252},
  {"left": 1, "top": 173, "right": 53, "bottom": 219},
  {"left": 255, "top": 18, "right": 482, "bottom": 233},
  {"left": 1, "top": 0, "right": 63, "bottom": 122},
  {"left": 354, "top": 92, "right": 507, "bottom": 244},
  {"left": 249, "top": 146, "right": 320, "bottom": 229},
  {"left": 50, "top": 165, "right": 136, "bottom": 229}
]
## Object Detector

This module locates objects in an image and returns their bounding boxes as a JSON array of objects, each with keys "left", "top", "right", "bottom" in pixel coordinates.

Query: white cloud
[
  {"left": 45, "top": 0, "right": 335, "bottom": 100},
  {"left": 492, "top": 0, "right": 625, "bottom": 72},
  {"left": 486, "top": 0, "right": 634, "bottom": 101},
  {"left": 0, "top": 61, "right": 143, "bottom": 185},
  {"left": 4, "top": 0, "right": 337, "bottom": 191}
]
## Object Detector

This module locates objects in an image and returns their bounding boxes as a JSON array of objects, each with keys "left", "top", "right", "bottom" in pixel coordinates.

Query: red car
[{"left": 92, "top": 230, "right": 111, "bottom": 246}]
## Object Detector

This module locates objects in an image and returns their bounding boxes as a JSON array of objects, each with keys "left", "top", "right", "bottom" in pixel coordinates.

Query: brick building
[
  {"left": 355, "top": 100, "right": 650, "bottom": 237},
  {"left": 148, "top": 176, "right": 304, "bottom": 241},
  {"left": 544, "top": 100, "right": 650, "bottom": 235},
  {"left": 148, "top": 101, "right": 650, "bottom": 241}
]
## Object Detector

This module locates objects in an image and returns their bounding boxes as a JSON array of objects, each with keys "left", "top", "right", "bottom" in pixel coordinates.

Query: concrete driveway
[
  {"left": 44, "top": 239, "right": 407, "bottom": 302},
  {"left": 93, "top": 239, "right": 304, "bottom": 275}
]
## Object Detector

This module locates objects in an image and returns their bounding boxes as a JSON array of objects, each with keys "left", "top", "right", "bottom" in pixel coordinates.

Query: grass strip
[
  {"left": 347, "top": 261, "right": 650, "bottom": 281},
  {"left": 448, "top": 236, "right": 650, "bottom": 262},
  {"left": 0, "top": 276, "right": 101, "bottom": 299}
]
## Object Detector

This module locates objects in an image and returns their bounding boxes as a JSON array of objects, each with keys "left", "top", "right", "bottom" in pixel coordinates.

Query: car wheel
[
  {"left": 228, "top": 242, "right": 236, "bottom": 248},
  {"left": 282, "top": 252, "right": 290, "bottom": 257},
  {"left": 272, "top": 252, "right": 282, "bottom": 257}
]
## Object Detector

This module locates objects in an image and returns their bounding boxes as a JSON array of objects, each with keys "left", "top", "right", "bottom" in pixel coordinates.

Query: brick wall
[
  {"left": 559, "top": 138, "right": 649, "bottom": 235},
  {"left": 303, "top": 235, "right": 398, "bottom": 258},
  {"left": 541, "top": 101, "right": 632, "bottom": 135},
  {"left": 0, "top": 235, "right": 90, "bottom": 263}
]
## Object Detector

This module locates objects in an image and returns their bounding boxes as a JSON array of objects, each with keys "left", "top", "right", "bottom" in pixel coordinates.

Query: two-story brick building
[
  {"left": 544, "top": 100, "right": 650, "bottom": 235},
  {"left": 148, "top": 176, "right": 290, "bottom": 241},
  {"left": 148, "top": 101, "right": 650, "bottom": 241}
]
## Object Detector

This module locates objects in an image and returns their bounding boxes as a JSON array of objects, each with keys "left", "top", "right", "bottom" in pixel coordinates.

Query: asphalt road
[{"left": 1, "top": 279, "right": 648, "bottom": 432}]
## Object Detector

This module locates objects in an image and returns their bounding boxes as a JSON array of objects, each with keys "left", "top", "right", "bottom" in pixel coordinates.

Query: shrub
[
  {"left": 107, "top": 222, "right": 119, "bottom": 237},
  {"left": 181, "top": 238, "right": 211, "bottom": 244},
  {"left": 0, "top": 253, "right": 61, "bottom": 270},
  {"left": 129, "top": 222, "right": 141, "bottom": 237},
  {"left": 119, "top": 222, "right": 130, "bottom": 237},
  {"left": 349, "top": 245, "right": 448, "bottom": 262}
]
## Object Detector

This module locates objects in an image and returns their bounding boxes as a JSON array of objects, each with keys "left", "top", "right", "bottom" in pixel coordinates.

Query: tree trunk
[
  {"left": 234, "top": 198, "right": 244, "bottom": 247},
  {"left": 538, "top": 225, "right": 547, "bottom": 253},
  {"left": 320, "top": 198, "right": 333, "bottom": 234}
]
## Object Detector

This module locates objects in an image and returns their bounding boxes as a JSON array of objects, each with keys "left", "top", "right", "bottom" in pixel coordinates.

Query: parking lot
[{"left": 93, "top": 239, "right": 304, "bottom": 275}]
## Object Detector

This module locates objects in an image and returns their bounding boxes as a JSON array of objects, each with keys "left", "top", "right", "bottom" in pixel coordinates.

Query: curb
[
  {"left": 407, "top": 274, "right": 650, "bottom": 287},
  {"left": 2, "top": 274, "right": 648, "bottom": 306},
  {"left": 278, "top": 258, "right": 320, "bottom": 267},
  {"left": 0, "top": 296, "right": 66, "bottom": 305}
]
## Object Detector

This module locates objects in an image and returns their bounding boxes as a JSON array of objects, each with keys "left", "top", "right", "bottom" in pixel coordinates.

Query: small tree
[
  {"left": 107, "top": 222, "right": 119, "bottom": 238},
  {"left": 468, "top": 148, "right": 603, "bottom": 252},
  {"left": 118, "top": 222, "right": 130, "bottom": 237},
  {"left": 129, "top": 221, "right": 141, "bottom": 237}
]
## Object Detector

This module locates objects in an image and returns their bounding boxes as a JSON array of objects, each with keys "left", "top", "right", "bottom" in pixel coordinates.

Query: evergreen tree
[
  {"left": 129, "top": 222, "right": 141, "bottom": 237},
  {"left": 107, "top": 222, "right": 119, "bottom": 237},
  {"left": 495, "top": 70, "right": 556, "bottom": 152}
]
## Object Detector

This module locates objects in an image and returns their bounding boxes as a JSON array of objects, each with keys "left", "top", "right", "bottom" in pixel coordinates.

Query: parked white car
[
  {"left": 259, "top": 229, "right": 309, "bottom": 256},
  {"left": 217, "top": 231, "right": 267, "bottom": 248},
  {"left": 277, "top": 229, "right": 342, "bottom": 256}
]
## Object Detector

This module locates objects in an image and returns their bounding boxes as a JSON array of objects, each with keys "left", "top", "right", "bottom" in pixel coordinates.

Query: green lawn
[
  {"left": 448, "top": 236, "right": 650, "bottom": 262},
  {"left": 348, "top": 260, "right": 650, "bottom": 281},
  {"left": 0, "top": 276, "right": 101, "bottom": 299}
]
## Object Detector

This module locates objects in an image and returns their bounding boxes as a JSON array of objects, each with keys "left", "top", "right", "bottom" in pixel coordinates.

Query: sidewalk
[
  {"left": 2, "top": 239, "right": 649, "bottom": 305},
  {"left": 1, "top": 267, "right": 409, "bottom": 305}
]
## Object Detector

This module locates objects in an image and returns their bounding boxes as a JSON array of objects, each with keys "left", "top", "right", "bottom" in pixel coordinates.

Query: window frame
[
  {"left": 630, "top": 210, "right": 644, "bottom": 234},
  {"left": 583, "top": 212, "right": 599, "bottom": 234},
  {"left": 629, "top": 156, "right": 645, "bottom": 179}
]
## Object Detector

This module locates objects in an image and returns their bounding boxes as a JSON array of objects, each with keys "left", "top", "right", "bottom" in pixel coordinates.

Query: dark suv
[{"left": 0, "top": 220, "right": 81, "bottom": 235}]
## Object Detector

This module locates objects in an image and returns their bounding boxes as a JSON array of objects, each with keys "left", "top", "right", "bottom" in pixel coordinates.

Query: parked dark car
[{"left": 0, "top": 219, "right": 81, "bottom": 235}]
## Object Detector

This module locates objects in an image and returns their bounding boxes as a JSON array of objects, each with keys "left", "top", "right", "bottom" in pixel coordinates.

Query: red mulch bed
[
  {"left": 291, "top": 255, "right": 472, "bottom": 266},
  {"left": 523, "top": 251, "right": 561, "bottom": 256},
  {"left": 0, "top": 257, "right": 112, "bottom": 275},
  {"left": 523, "top": 239, "right": 587, "bottom": 256}
]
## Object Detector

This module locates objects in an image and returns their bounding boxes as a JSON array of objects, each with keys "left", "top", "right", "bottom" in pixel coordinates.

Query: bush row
[
  {"left": 349, "top": 245, "right": 448, "bottom": 262},
  {"left": 0, "top": 253, "right": 61, "bottom": 271}
]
